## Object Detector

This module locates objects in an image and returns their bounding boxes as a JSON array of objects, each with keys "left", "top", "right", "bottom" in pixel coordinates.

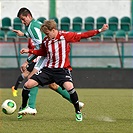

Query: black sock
[
  {"left": 14, "top": 74, "right": 24, "bottom": 90},
  {"left": 68, "top": 88, "right": 80, "bottom": 114},
  {"left": 21, "top": 86, "right": 30, "bottom": 108}
]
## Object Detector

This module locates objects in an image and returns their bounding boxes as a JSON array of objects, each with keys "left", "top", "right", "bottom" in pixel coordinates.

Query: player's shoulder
[
  {"left": 59, "top": 30, "right": 75, "bottom": 38},
  {"left": 30, "top": 19, "right": 41, "bottom": 28},
  {"left": 59, "top": 30, "right": 69, "bottom": 34},
  {"left": 59, "top": 30, "right": 71, "bottom": 37}
]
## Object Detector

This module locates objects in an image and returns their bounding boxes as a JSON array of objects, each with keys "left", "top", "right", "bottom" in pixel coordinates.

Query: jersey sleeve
[
  {"left": 29, "top": 43, "right": 47, "bottom": 56},
  {"left": 27, "top": 54, "right": 38, "bottom": 63},
  {"left": 64, "top": 30, "right": 100, "bottom": 42}
]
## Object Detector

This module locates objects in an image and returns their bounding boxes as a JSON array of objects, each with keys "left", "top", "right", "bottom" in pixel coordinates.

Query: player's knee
[
  {"left": 24, "top": 81, "right": 33, "bottom": 89},
  {"left": 25, "top": 79, "right": 39, "bottom": 89},
  {"left": 49, "top": 83, "right": 59, "bottom": 90},
  {"left": 24, "top": 82, "right": 30, "bottom": 89}
]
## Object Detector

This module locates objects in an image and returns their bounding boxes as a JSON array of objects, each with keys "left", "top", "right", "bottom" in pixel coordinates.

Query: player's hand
[
  {"left": 20, "top": 48, "right": 29, "bottom": 54},
  {"left": 21, "top": 61, "right": 28, "bottom": 72},
  {"left": 101, "top": 24, "right": 108, "bottom": 32},
  {"left": 12, "top": 29, "right": 24, "bottom": 36}
]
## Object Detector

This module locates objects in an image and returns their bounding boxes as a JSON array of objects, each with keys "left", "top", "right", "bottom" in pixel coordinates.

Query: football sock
[
  {"left": 22, "top": 86, "right": 30, "bottom": 108},
  {"left": 56, "top": 86, "right": 72, "bottom": 103},
  {"left": 14, "top": 74, "right": 25, "bottom": 90},
  {"left": 28, "top": 86, "right": 38, "bottom": 109},
  {"left": 68, "top": 88, "right": 80, "bottom": 113}
]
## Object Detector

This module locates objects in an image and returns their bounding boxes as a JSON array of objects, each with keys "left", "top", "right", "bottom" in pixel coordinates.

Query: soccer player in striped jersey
[
  {"left": 20, "top": 20, "right": 108, "bottom": 121},
  {"left": 12, "top": 8, "right": 84, "bottom": 119}
]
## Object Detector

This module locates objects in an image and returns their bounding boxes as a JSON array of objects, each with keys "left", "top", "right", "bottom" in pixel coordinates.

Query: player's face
[
  {"left": 19, "top": 14, "right": 32, "bottom": 26},
  {"left": 45, "top": 29, "right": 56, "bottom": 39}
]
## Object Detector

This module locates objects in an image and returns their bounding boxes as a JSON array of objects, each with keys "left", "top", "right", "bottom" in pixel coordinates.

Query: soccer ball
[{"left": 1, "top": 99, "right": 17, "bottom": 115}]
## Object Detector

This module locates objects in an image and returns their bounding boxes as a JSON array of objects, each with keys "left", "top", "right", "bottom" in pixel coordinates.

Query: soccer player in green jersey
[{"left": 12, "top": 7, "right": 84, "bottom": 119}]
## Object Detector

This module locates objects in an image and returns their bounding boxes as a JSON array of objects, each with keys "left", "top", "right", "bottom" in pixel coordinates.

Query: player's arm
[
  {"left": 65, "top": 24, "right": 108, "bottom": 42},
  {"left": 20, "top": 44, "right": 47, "bottom": 56},
  {"left": 12, "top": 30, "right": 37, "bottom": 62},
  {"left": 20, "top": 60, "right": 29, "bottom": 72},
  {"left": 80, "top": 24, "right": 108, "bottom": 38},
  {"left": 12, "top": 29, "right": 29, "bottom": 37}
]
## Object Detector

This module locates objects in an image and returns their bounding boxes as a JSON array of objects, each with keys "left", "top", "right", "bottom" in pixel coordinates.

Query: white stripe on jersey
[
  {"left": 54, "top": 40, "right": 59, "bottom": 68},
  {"left": 34, "top": 27, "right": 43, "bottom": 44},
  {"left": 28, "top": 27, "right": 42, "bottom": 48},
  {"left": 33, "top": 56, "right": 41, "bottom": 62},
  {"left": 60, "top": 36, "right": 66, "bottom": 68},
  {"left": 48, "top": 40, "right": 53, "bottom": 68}
]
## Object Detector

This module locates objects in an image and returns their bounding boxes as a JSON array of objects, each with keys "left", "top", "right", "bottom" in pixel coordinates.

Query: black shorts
[
  {"left": 31, "top": 67, "right": 73, "bottom": 87},
  {"left": 26, "top": 62, "right": 36, "bottom": 72}
]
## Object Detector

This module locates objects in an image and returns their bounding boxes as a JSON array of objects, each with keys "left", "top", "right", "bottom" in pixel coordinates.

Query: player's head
[
  {"left": 40, "top": 20, "right": 58, "bottom": 39},
  {"left": 17, "top": 7, "right": 33, "bottom": 26}
]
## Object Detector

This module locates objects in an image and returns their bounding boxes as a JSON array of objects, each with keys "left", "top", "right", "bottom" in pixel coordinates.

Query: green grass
[{"left": 0, "top": 88, "right": 132, "bottom": 133}]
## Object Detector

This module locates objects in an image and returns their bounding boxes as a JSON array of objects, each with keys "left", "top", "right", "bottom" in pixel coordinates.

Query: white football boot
[{"left": 18, "top": 106, "right": 37, "bottom": 115}]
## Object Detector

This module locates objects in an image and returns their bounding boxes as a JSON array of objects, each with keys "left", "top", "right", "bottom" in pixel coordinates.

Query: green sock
[
  {"left": 28, "top": 86, "right": 38, "bottom": 109},
  {"left": 56, "top": 86, "right": 72, "bottom": 103}
]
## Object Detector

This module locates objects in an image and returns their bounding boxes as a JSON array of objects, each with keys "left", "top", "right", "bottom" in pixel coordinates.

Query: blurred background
[{"left": 0, "top": 0, "right": 133, "bottom": 88}]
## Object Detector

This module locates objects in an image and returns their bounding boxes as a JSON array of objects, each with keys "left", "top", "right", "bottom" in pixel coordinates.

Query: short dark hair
[{"left": 17, "top": 7, "right": 32, "bottom": 18}]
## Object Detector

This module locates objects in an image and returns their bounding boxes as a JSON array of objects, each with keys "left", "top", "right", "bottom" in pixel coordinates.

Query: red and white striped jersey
[{"left": 29, "top": 30, "right": 100, "bottom": 70}]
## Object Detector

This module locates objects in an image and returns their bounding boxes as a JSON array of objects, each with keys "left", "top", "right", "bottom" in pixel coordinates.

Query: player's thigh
[
  {"left": 54, "top": 68, "right": 73, "bottom": 88},
  {"left": 25, "top": 79, "right": 39, "bottom": 88},
  {"left": 30, "top": 68, "right": 54, "bottom": 87}
]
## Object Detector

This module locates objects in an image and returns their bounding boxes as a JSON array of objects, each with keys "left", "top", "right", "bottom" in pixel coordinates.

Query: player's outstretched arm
[{"left": 12, "top": 29, "right": 24, "bottom": 36}]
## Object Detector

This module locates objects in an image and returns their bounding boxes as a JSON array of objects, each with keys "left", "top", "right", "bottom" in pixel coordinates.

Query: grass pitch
[{"left": 0, "top": 88, "right": 132, "bottom": 133}]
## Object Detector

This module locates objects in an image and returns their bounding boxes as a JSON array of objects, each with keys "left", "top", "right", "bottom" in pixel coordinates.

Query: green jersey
[
  {"left": 25, "top": 19, "right": 45, "bottom": 62},
  {"left": 25, "top": 19, "right": 45, "bottom": 49}
]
